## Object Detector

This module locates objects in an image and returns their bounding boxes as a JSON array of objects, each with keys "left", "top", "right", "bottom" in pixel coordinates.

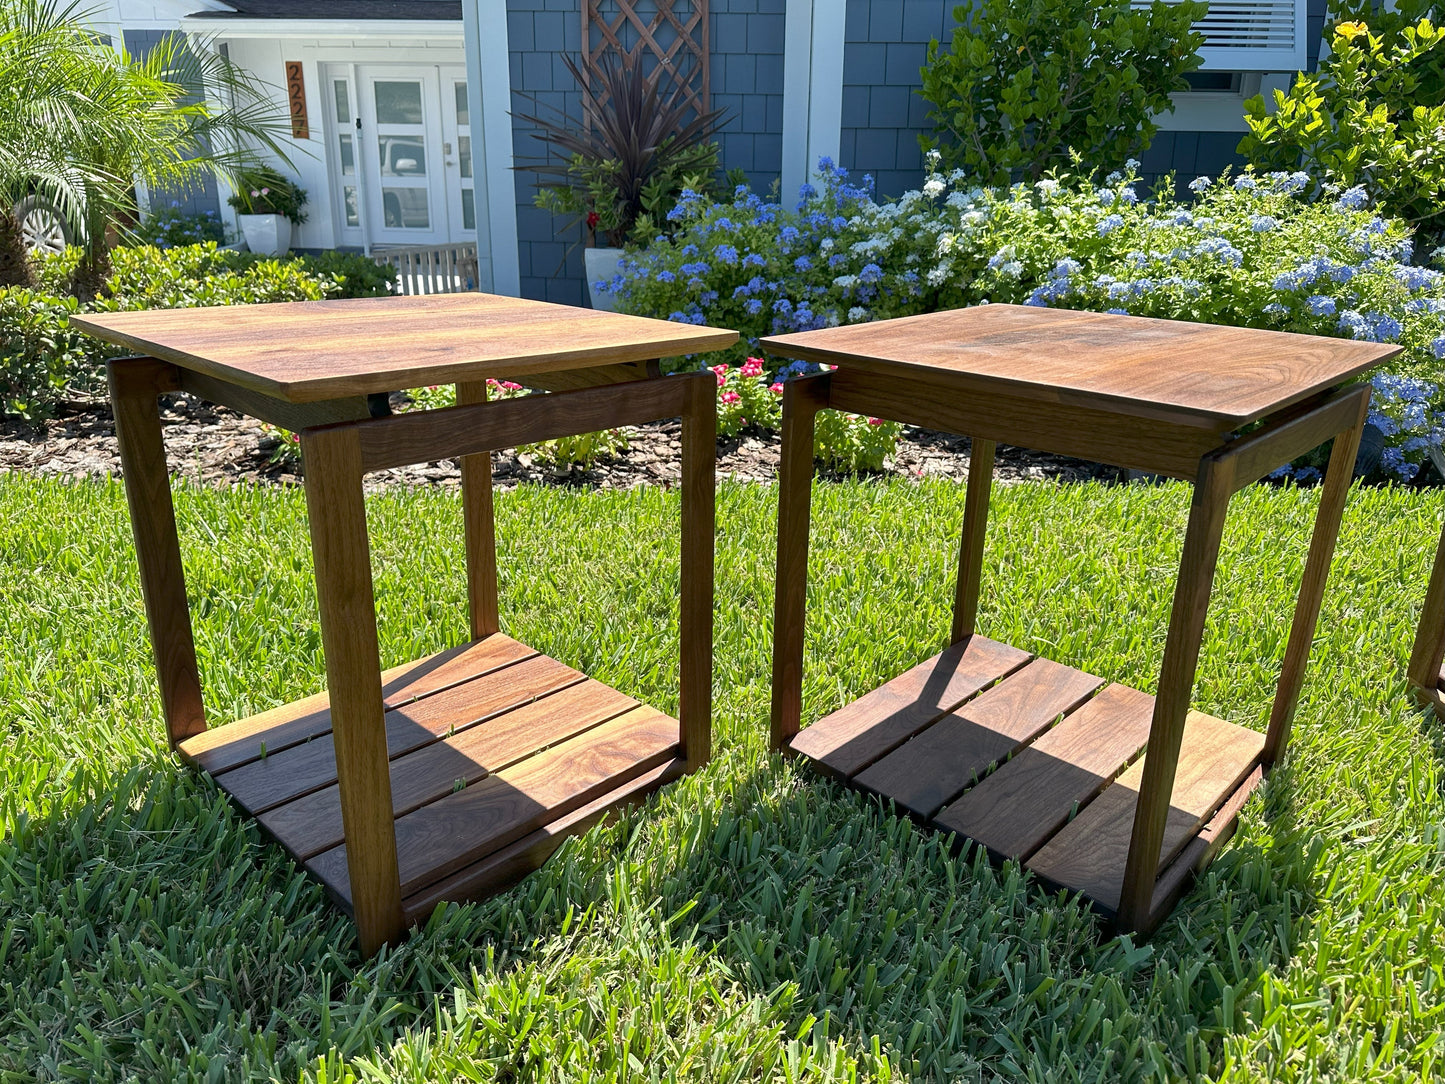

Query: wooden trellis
[{"left": 581, "top": 0, "right": 710, "bottom": 126}]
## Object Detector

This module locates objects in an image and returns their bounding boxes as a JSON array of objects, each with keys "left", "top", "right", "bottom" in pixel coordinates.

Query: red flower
[{"left": 586, "top": 210, "right": 600, "bottom": 230}]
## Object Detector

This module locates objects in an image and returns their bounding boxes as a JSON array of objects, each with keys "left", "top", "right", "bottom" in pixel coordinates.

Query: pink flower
[
  {"left": 720, "top": 390, "right": 740, "bottom": 404},
  {"left": 768, "top": 382, "right": 784, "bottom": 394},
  {"left": 260, "top": 187, "right": 271, "bottom": 196},
  {"left": 711, "top": 363, "right": 729, "bottom": 387},
  {"left": 500, "top": 381, "right": 523, "bottom": 391},
  {"left": 867, "top": 417, "right": 884, "bottom": 426},
  {"left": 249, "top": 189, "right": 260, "bottom": 198},
  {"left": 740, "top": 357, "right": 764, "bottom": 377}
]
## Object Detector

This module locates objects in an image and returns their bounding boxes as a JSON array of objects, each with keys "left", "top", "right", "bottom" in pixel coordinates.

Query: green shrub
[
  {"left": 0, "top": 289, "right": 86, "bottom": 418},
  {"left": 614, "top": 161, "right": 1445, "bottom": 480},
  {"left": 0, "top": 243, "right": 397, "bottom": 419},
  {"left": 919, "top": 0, "right": 1206, "bottom": 184},
  {"left": 712, "top": 357, "right": 781, "bottom": 436},
  {"left": 1240, "top": 8, "right": 1445, "bottom": 242}
]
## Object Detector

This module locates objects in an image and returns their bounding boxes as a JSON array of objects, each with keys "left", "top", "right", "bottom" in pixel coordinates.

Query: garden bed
[{"left": 0, "top": 395, "right": 1119, "bottom": 492}]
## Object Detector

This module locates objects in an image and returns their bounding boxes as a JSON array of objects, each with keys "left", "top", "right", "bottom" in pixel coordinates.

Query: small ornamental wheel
[{"left": 15, "top": 196, "right": 72, "bottom": 256}]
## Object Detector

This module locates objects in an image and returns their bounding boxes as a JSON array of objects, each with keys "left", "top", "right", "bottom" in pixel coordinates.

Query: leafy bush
[
  {"left": 0, "top": 288, "right": 85, "bottom": 418},
  {"left": 1240, "top": 10, "right": 1445, "bottom": 241},
  {"left": 0, "top": 243, "right": 395, "bottom": 418},
  {"left": 919, "top": 0, "right": 1206, "bottom": 184},
  {"left": 132, "top": 206, "right": 227, "bottom": 248},
  {"left": 615, "top": 160, "right": 1445, "bottom": 481}
]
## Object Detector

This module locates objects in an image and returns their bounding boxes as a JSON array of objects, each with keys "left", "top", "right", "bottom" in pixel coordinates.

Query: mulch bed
[{"left": 0, "top": 395, "right": 1124, "bottom": 492}]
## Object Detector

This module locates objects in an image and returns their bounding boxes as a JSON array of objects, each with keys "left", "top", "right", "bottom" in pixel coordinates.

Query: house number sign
[{"left": 286, "top": 61, "right": 309, "bottom": 139}]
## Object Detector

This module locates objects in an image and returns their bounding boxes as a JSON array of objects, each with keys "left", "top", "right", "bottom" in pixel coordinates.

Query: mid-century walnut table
[
  {"left": 74, "top": 294, "right": 736, "bottom": 955},
  {"left": 762, "top": 304, "right": 1397, "bottom": 935}
]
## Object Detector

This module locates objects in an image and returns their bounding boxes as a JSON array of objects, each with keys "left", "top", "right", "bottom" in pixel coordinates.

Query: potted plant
[
  {"left": 228, "top": 167, "right": 307, "bottom": 256},
  {"left": 513, "top": 52, "right": 729, "bottom": 310}
]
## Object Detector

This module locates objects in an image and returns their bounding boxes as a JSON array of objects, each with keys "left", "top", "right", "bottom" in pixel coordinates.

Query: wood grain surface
[
  {"left": 75, "top": 294, "right": 737, "bottom": 402},
  {"left": 1027, "top": 711, "right": 1265, "bottom": 912},
  {"left": 932, "top": 682, "right": 1155, "bottom": 860},
  {"left": 854, "top": 658, "right": 1104, "bottom": 818},
  {"left": 306, "top": 705, "right": 680, "bottom": 900},
  {"left": 764, "top": 304, "right": 1398, "bottom": 427},
  {"left": 177, "top": 635, "right": 537, "bottom": 775},
  {"left": 788, "top": 635, "right": 1031, "bottom": 778}
]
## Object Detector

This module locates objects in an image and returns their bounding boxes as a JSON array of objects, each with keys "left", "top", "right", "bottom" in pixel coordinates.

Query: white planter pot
[
  {"left": 237, "top": 213, "right": 292, "bottom": 257},
  {"left": 585, "top": 246, "right": 625, "bottom": 311}
]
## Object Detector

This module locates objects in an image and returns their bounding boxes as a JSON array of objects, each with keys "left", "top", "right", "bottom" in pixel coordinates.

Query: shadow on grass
[{"left": 630, "top": 751, "right": 1329, "bottom": 1081}]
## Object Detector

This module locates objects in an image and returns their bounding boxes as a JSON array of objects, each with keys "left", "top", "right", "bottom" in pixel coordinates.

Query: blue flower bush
[{"left": 610, "top": 156, "right": 1445, "bottom": 481}]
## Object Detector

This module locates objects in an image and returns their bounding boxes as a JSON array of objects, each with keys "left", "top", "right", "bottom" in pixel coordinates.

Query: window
[{"left": 1134, "top": 0, "right": 1307, "bottom": 71}]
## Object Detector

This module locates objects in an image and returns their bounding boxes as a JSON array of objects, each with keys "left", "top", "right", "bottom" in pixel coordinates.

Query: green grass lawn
[{"left": 1, "top": 473, "right": 1442, "bottom": 1082}]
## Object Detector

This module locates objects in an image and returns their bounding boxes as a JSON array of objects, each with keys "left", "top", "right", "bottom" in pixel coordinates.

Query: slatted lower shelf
[
  {"left": 177, "top": 634, "right": 684, "bottom": 923},
  {"left": 789, "top": 635, "right": 1266, "bottom": 930}
]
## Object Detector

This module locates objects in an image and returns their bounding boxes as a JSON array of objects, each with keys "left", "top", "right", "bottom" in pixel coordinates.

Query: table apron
[
  {"left": 175, "top": 367, "right": 373, "bottom": 431},
  {"left": 346, "top": 374, "right": 704, "bottom": 474},
  {"left": 826, "top": 368, "right": 1228, "bottom": 480}
]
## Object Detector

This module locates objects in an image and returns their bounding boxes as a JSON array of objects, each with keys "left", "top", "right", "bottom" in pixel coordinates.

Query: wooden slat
[
  {"left": 307, "top": 705, "right": 680, "bottom": 901},
  {"left": 789, "top": 635, "right": 1031, "bottom": 778},
  {"left": 257, "top": 679, "right": 638, "bottom": 860},
  {"left": 401, "top": 756, "right": 687, "bottom": 924},
  {"left": 217, "top": 654, "right": 584, "bottom": 815},
  {"left": 763, "top": 304, "right": 1399, "bottom": 429},
  {"left": 933, "top": 683, "right": 1155, "bottom": 860},
  {"left": 73, "top": 294, "right": 738, "bottom": 404},
  {"left": 854, "top": 658, "right": 1103, "bottom": 818},
  {"left": 1026, "top": 712, "right": 1265, "bottom": 913},
  {"left": 177, "top": 635, "right": 537, "bottom": 775}
]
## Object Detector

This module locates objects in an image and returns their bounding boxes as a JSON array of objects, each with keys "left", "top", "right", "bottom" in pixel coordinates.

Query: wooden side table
[
  {"left": 75, "top": 294, "right": 736, "bottom": 955},
  {"left": 763, "top": 304, "right": 1397, "bottom": 935},
  {"left": 1407, "top": 526, "right": 1445, "bottom": 716}
]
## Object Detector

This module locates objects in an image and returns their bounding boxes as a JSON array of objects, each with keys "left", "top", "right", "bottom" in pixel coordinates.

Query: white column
[
  {"left": 462, "top": 0, "right": 520, "bottom": 295},
  {"left": 780, "top": 0, "right": 847, "bottom": 204}
]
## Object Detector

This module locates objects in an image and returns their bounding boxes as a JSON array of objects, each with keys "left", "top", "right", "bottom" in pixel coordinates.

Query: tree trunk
[
  {"left": 69, "top": 243, "right": 112, "bottom": 303},
  {"left": 0, "top": 209, "right": 36, "bottom": 289}
]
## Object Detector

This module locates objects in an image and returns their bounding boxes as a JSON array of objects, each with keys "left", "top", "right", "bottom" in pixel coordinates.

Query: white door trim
[
  {"left": 781, "top": 0, "right": 847, "bottom": 204},
  {"left": 461, "top": 0, "right": 519, "bottom": 296}
]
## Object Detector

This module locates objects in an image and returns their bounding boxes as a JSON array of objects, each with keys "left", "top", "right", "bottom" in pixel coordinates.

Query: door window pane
[
  {"left": 342, "top": 186, "right": 359, "bottom": 227},
  {"left": 333, "top": 80, "right": 350, "bottom": 124},
  {"left": 454, "top": 82, "right": 469, "bottom": 126},
  {"left": 458, "top": 135, "right": 472, "bottom": 179},
  {"left": 382, "top": 187, "right": 429, "bottom": 229},
  {"left": 338, "top": 134, "right": 355, "bottom": 176},
  {"left": 462, "top": 188, "right": 475, "bottom": 231},
  {"left": 378, "top": 136, "right": 426, "bottom": 176},
  {"left": 374, "top": 81, "right": 423, "bottom": 124}
]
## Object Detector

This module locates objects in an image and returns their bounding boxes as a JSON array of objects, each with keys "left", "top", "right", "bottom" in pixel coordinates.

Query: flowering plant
[
  {"left": 615, "top": 157, "right": 1445, "bottom": 481},
  {"left": 713, "top": 356, "right": 782, "bottom": 436},
  {"left": 226, "top": 168, "right": 308, "bottom": 225}
]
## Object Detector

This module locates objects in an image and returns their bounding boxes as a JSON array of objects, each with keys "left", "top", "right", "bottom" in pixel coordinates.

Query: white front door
[{"left": 356, "top": 66, "right": 447, "bottom": 245}]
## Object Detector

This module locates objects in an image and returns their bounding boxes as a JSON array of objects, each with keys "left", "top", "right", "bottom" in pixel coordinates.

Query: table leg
[
  {"left": 300, "top": 424, "right": 403, "bottom": 955},
  {"left": 770, "top": 373, "right": 832, "bottom": 751},
  {"left": 1265, "top": 409, "right": 1368, "bottom": 764},
  {"left": 679, "top": 372, "right": 716, "bottom": 771},
  {"left": 951, "top": 438, "right": 996, "bottom": 643},
  {"left": 1118, "top": 456, "right": 1233, "bottom": 932},
  {"left": 1407, "top": 522, "right": 1445, "bottom": 705},
  {"left": 108, "top": 358, "right": 206, "bottom": 748},
  {"left": 456, "top": 381, "right": 500, "bottom": 639}
]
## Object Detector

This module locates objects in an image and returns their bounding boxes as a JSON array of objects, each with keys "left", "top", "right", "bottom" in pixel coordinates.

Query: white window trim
[
  {"left": 781, "top": 0, "right": 847, "bottom": 204},
  {"left": 461, "top": 2, "right": 518, "bottom": 296},
  {"left": 1143, "top": 0, "right": 1310, "bottom": 73}
]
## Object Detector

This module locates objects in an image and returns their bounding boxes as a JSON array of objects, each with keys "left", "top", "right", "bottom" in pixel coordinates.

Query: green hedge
[{"left": 2, "top": 244, "right": 395, "bottom": 419}]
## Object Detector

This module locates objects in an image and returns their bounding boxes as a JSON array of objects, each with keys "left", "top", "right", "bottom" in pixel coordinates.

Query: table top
[
  {"left": 762, "top": 304, "right": 1400, "bottom": 427},
  {"left": 74, "top": 293, "right": 738, "bottom": 403}
]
